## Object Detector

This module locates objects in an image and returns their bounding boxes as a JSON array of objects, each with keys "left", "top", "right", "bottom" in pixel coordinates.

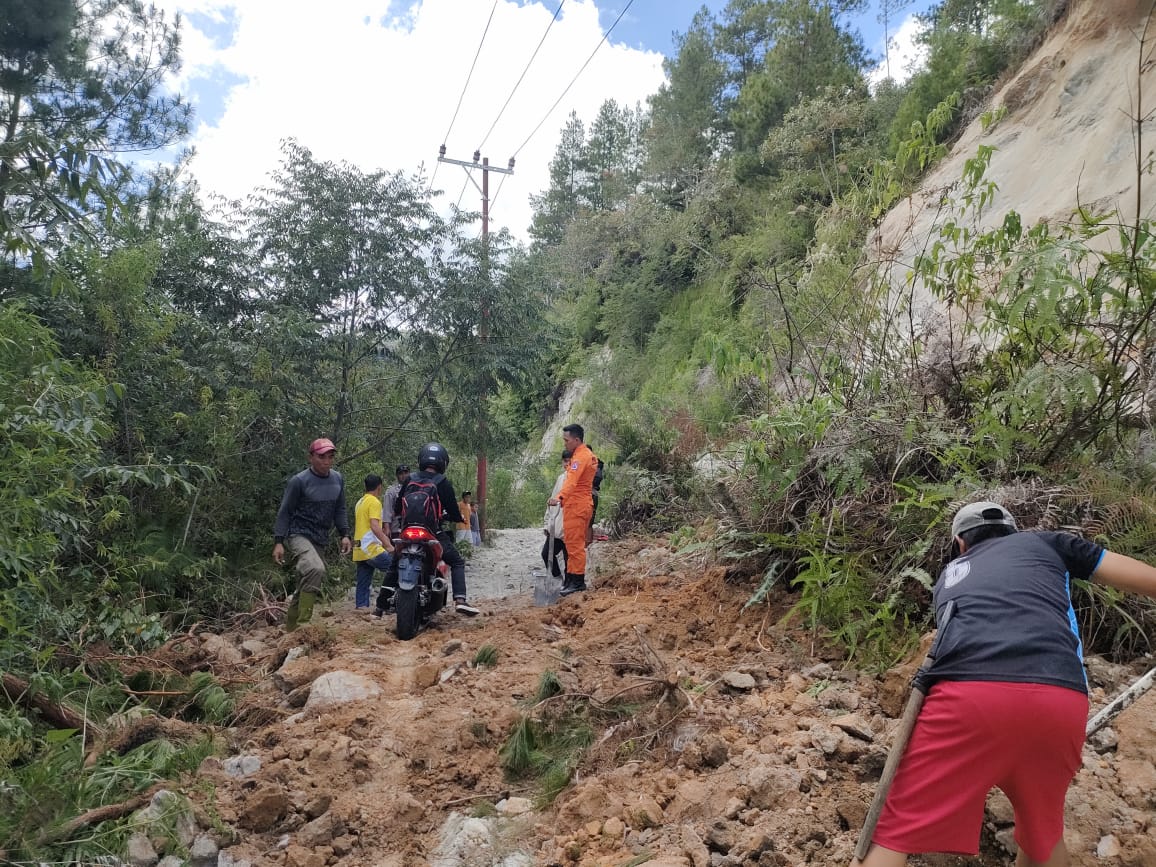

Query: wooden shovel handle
[{"left": 854, "top": 688, "right": 926, "bottom": 861}]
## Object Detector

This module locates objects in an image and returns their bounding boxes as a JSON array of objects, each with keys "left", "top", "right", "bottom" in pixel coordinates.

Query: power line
[
  {"left": 477, "top": 0, "right": 565, "bottom": 152},
  {"left": 512, "top": 0, "right": 637, "bottom": 158},
  {"left": 441, "top": 0, "right": 497, "bottom": 145},
  {"left": 489, "top": 172, "right": 509, "bottom": 213},
  {"left": 429, "top": 0, "right": 499, "bottom": 194},
  {"left": 454, "top": 174, "right": 471, "bottom": 211}
]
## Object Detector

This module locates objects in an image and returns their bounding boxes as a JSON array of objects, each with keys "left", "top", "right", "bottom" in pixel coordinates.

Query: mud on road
[{"left": 174, "top": 531, "right": 1156, "bottom": 867}]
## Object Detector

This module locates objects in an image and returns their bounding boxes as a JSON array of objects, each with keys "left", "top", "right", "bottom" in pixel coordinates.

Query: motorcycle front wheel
[{"left": 395, "top": 587, "right": 420, "bottom": 640}]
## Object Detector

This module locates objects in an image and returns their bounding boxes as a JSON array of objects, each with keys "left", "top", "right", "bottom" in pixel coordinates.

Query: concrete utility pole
[{"left": 437, "top": 146, "right": 514, "bottom": 535}]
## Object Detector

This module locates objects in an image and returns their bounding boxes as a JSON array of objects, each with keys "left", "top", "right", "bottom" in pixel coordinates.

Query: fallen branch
[
  {"left": 38, "top": 784, "right": 165, "bottom": 844},
  {"left": 1, "top": 674, "right": 100, "bottom": 743},
  {"left": 443, "top": 787, "right": 532, "bottom": 807}
]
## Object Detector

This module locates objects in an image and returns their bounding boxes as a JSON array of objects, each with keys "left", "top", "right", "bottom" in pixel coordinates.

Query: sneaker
[
  {"left": 559, "top": 582, "right": 587, "bottom": 597},
  {"left": 375, "top": 588, "right": 396, "bottom": 615},
  {"left": 454, "top": 598, "right": 480, "bottom": 616}
]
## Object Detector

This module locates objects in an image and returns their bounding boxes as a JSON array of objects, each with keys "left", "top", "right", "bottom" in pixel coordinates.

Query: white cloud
[
  {"left": 867, "top": 13, "right": 929, "bottom": 87},
  {"left": 157, "top": 0, "right": 667, "bottom": 242}
]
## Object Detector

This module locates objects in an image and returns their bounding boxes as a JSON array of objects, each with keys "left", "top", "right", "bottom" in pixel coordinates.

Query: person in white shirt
[{"left": 541, "top": 451, "right": 570, "bottom": 578}]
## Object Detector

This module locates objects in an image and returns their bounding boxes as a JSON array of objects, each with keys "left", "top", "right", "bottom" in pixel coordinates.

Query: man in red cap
[{"left": 273, "top": 437, "right": 352, "bottom": 630}]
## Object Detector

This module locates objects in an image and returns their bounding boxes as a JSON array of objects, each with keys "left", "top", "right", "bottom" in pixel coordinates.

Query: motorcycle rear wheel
[{"left": 396, "top": 587, "right": 420, "bottom": 640}]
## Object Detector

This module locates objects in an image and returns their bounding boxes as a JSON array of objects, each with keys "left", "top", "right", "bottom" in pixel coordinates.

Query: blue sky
[
  {"left": 157, "top": 0, "right": 932, "bottom": 239},
  {"left": 601, "top": 0, "right": 936, "bottom": 70}
]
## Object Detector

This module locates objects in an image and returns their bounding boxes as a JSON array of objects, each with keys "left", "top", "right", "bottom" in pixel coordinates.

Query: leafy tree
[
  {"left": 888, "top": 0, "right": 1052, "bottom": 149},
  {"left": 0, "top": 0, "right": 189, "bottom": 273},
  {"left": 761, "top": 84, "right": 882, "bottom": 204},
  {"left": 730, "top": 0, "right": 869, "bottom": 173},
  {"left": 714, "top": 0, "right": 777, "bottom": 103},
  {"left": 0, "top": 304, "right": 116, "bottom": 588},
  {"left": 249, "top": 140, "right": 447, "bottom": 447},
  {"left": 645, "top": 13, "right": 727, "bottom": 209},
  {"left": 580, "top": 100, "right": 644, "bottom": 212},
  {"left": 530, "top": 112, "right": 586, "bottom": 247}
]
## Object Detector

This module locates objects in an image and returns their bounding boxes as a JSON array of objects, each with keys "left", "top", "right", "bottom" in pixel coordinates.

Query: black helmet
[{"left": 417, "top": 442, "right": 449, "bottom": 474}]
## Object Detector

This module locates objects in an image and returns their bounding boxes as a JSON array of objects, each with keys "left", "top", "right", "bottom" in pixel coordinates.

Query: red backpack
[{"left": 399, "top": 474, "right": 445, "bottom": 530}]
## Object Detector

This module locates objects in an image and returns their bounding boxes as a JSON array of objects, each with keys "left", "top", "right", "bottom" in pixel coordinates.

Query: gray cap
[{"left": 951, "top": 501, "right": 1018, "bottom": 537}]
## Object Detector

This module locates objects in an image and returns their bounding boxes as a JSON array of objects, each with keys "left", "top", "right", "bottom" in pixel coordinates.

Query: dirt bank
[{"left": 166, "top": 532, "right": 1156, "bottom": 866}]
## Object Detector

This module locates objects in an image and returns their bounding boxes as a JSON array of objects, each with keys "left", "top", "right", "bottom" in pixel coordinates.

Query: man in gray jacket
[{"left": 273, "top": 437, "right": 352, "bottom": 630}]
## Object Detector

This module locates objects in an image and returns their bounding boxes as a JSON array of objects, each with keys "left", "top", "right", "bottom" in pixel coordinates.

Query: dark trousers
[
  {"left": 380, "top": 528, "right": 467, "bottom": 603},
  {"left": 541, "top": 537, "right": 568, "bottom": 578}
]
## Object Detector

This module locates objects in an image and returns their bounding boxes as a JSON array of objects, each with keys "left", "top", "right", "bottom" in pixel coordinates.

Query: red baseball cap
[{"left": 309, "top": 437, "right": 336, "bottom": 455}]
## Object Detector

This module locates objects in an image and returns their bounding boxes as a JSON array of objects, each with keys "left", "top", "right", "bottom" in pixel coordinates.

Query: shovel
[
  {"left": 854, "top": 600, "right": 956, "bottom": 862},
  {"left": 533, "top": 505, "right": 563, "bottom": 606}
]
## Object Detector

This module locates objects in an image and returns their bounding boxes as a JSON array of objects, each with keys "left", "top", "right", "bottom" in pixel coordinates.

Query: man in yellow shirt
[{"left": 353, "top": 474, "right": 394, "bottom": 609}]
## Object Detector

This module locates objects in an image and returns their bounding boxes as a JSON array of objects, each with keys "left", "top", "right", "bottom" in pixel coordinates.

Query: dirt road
[{"left": 463, "top": 528, "right": 549, "bottom": 601}]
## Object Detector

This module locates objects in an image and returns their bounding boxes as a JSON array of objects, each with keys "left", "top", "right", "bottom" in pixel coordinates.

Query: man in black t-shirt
[{"left": 855, "top": 501, "right": 1156, "bottom": 867}]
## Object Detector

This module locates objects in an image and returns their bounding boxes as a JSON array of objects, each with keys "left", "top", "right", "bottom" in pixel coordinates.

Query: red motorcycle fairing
[{"left": 399, "top": 525, "right": 444, "bottom": 561}]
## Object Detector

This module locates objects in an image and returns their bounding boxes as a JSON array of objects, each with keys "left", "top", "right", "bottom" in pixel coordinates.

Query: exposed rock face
[{"left": 873, "top": 0, "right": 1156, "bottom": 338}]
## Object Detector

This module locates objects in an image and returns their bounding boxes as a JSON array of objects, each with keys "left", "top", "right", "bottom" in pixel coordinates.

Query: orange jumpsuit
[{"left": 558, "top": 442, "right": 598, "bottom": 576}]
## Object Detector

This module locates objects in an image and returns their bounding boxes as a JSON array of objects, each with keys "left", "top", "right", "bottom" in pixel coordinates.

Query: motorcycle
[{"left": 392, "top": 524, "right": 450, "bottom": 640}]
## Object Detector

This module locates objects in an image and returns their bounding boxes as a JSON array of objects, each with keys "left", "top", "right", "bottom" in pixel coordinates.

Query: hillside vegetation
[{"left": 6, "top": 0, "right": 1156, "bottom": 862}]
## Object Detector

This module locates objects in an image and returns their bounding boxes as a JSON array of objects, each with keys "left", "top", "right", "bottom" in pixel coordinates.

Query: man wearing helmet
[{"left": 375, "top": 442, "right": 480, "bottom": 617}]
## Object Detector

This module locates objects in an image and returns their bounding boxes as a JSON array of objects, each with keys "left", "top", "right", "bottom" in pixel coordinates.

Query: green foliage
[
  {"left": 485, "top": 465, "right": 549, "bottom": 530},
  {"left": 0, "top": 304, "right": 114, "bottom": 586},
  {"left": 0, "top": 0, "right": 189, "bottom": 276},
  {"left": 0, "top": 730, "right": 214, "bottom": 863},
  {"left": 645, "top": 12, "right": 726, "bottom": 208},
  {"left": 888, "top": 0, "right": 1054, "bottom": 151},
  {"left": 535, "top": 670, "right": 563, "bottom": 703},
  {"left": 729, "top": 0, "right": 870, "bottom": 169},
  {"left": 911, "top": 134, "right": 1156, "bottom": 467},
  {"left": 473, "top": 644, "right": 499, "bottom": 668},
  {"left": 742, "top": 560, "right": 786, "bottom": 611},
  {"left": 498, "top": 712, "right": 593, "bottom": 806}
]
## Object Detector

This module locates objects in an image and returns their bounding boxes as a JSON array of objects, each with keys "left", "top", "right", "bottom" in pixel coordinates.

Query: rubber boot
[
  {"left": 296, "top": 591, "right": 317, "bottom": 626},
  {"left": 560, "top": 572, "right": 587, "bottom": 596},
  {"left": 284, "top": 593, "right": 301, "bottom": 632}
]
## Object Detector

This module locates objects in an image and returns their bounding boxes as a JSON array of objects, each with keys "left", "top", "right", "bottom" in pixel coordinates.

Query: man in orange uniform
[{"left": 548, "top": 423, "right": 598, "bottom": 596}]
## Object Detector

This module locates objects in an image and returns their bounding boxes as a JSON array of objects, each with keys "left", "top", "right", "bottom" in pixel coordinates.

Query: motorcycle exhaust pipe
[{"left": 430, "top": 576, "right": 447, "bottom": 593}]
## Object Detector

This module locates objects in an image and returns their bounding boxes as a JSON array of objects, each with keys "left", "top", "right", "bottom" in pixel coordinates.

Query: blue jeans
[{"left": 355, "top": 551, "right": 393, "bottom": 608}]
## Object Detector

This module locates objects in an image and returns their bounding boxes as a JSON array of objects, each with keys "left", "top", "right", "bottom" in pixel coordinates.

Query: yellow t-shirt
[{"left": 353, "top": 493, "right": 386, "bottom": 561}]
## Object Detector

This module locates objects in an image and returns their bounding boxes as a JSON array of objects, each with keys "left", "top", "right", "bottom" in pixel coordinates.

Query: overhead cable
[
  {"left": 477, "top": 0, "right": 565, "bottom": 151},
  {"left": 429, "top": 0, "right": 499, "bottom": 194},
  {"left": 454, "top": 174, "right": 471, "bottom": 211},
  {"left": 512, "top": 0, "right": 637, "bottom": 158}
]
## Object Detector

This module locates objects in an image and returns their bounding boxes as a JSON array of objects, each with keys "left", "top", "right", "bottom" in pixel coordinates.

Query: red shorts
[{"left": 872, "top": 680, "right": 1087, "bottom": 861}]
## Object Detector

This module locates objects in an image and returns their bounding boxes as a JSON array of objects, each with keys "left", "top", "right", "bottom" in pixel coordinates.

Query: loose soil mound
[{"left": 177, "top": 534, "right": 1156, "bottom": 866}]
